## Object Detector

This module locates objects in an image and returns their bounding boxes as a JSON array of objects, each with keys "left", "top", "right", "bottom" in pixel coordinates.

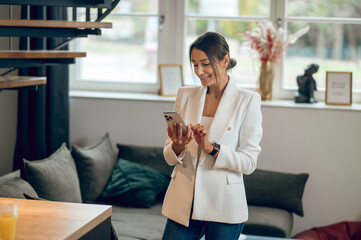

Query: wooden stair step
[
  {"left": 0, "top": 51, "right": 86, "bottom": 59},
  {"left": 0, "top": 19, "right": 112, "bottom": 29},
  {"left": 0, "top": 0, "right": 111, "bottom": 8},
  {"left": 0, "top": 76, "right": 46, "bottom": 89}
]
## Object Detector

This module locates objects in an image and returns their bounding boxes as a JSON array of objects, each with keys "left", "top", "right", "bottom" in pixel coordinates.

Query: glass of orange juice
[{"left": 0, "top": 201, "right": 18, "bottom": 240}]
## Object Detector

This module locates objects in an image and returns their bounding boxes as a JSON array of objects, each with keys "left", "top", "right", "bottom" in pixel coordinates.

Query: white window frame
[
  {"left": 183, "top": 1, "right": 272, "bottom": 88},
  {"left": 70, "top": 0, "right": 361, "bottom": 103},
  {"left": 70, "top": 0, "right": 174, "bottom": 94},
  {"left": 275, "top": 0, "right": 361, "bottom": 102}
]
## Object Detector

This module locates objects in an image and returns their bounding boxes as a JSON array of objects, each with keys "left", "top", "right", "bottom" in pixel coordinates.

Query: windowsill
[
  {"left": 261, "top": 99, "right": 361, "bottom": 111},
  {"left": 69, "top": 90, "right": 176, "bottom": 102},
  {"left": 69, "top": 90, "right": 361, "bottom": 112}
]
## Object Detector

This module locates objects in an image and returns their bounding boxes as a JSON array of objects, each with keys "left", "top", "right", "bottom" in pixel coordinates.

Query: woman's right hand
[{"left": 167, "top": 123, "right": 193, "bottom": 155}]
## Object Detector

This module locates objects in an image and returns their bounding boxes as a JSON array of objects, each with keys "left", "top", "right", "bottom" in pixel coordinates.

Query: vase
[{"left": 258, "top": 61, "right": 274, "bottom": 101}]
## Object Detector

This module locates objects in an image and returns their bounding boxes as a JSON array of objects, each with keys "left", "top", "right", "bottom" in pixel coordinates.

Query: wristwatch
[{"left": 209, "top": 143, "right": 220, "bottom": 156}]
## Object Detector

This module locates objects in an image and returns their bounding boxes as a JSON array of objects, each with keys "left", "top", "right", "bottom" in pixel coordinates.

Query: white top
[{"left": 201, "top": 116, "right": 213, "bottom": 129}]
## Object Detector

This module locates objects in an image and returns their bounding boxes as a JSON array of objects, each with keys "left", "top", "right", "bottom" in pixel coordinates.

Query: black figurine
[{"left": 294, "top": 63, "right": 319, "bottom": 103}]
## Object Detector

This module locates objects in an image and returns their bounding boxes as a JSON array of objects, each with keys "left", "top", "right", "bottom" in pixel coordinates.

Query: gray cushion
[
  {"left": 112, "top": 202, "right": 163, "bottom": 216},
  {"left": 112, "top": 203, "right": 166, "bottom": 240},
  {"left": 0, "top": 177, "right": 39, "bottom": 199},
  {"left": 0, "top": 170, "right": 20, "bottom": 185},
  {"left": 117, "top": 144, "right": 172, "bottom": 176},
  {"left": 23, "top": 143, "right": 82, "bottom": 203},
  {"left": 23, "top": 193, "right": 46, "bottom": 200},
  {"left": 72, "top": 133, "right": 117, "bottom": 203},
  {"left": 243, "top": 205, "right": 293, "bottom": 238},
  {"left": 244, "top": 169, "right": 308, "bottom": 216}
]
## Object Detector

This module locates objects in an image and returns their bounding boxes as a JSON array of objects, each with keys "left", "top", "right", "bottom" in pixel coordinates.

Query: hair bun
[{"left": 227, "top": 58, "right": 237, "bottom": 70}]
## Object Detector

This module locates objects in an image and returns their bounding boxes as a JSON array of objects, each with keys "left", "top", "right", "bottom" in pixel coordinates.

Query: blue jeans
[{"left": 162, "top": 218, "right": 244, "bottom": 240}]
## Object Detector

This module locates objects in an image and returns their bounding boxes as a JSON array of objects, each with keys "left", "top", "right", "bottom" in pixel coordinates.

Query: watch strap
[{"left": 209, "top": 143, "right": 220, "bottom": 156}]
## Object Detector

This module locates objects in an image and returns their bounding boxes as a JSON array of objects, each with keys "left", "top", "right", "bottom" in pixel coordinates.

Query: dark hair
[{"left": 189, "top": 32, "right": 237, "bottom": 80}]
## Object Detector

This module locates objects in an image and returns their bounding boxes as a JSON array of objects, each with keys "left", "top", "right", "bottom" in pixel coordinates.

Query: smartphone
[{"left": 163, "top": 111, "right": 188, "bottom": 136}]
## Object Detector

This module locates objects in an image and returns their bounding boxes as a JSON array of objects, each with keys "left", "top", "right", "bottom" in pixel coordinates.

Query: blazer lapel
[
  {"left": 183, "top": 86, "right": 207, "bottom": 126},
  {"left": 183, "top": 86, "right": 207, "bottom": 168},
  {"left": 208, "top": 80, "right": 240, "bottom": 143}
]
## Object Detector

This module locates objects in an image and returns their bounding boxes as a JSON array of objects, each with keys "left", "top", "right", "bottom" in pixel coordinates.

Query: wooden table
[{"left": 0, "top": 197, "right": 112, "bottom": 240}]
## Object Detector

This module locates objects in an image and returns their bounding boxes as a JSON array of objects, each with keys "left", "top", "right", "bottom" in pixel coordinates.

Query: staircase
[{"left": 0, "top": 0, "right": 120, "bottom": 90}]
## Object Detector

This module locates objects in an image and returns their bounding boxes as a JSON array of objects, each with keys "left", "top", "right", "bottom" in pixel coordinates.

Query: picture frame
[
  {"left": 325, "top": 71, "right": 352, "bottom": 106},
  {"left": 159, "top": 64, "right": 184, "bottom": 96}
]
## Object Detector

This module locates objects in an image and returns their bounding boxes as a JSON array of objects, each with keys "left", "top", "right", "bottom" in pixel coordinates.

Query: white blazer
[{"left": 162, "top": 80, "right": 263, "bottom": 227}]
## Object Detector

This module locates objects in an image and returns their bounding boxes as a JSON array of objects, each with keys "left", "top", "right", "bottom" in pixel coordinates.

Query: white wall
[
  {"left": 69, "top": 97, "right": 361, "bottom": 236},
  {"left": 69, "top": 97, "right": 171, "bottom": 147},
  {"left": 260, "top": 106, "right": 361, "bottom": 235}
]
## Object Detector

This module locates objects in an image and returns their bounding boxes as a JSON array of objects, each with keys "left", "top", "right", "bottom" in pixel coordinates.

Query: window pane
[
  {"left": 284, "top": 22, "right": 361, "bottom": 90},
  {"left": 287, "top": 0, "right": 361, "bottom": 18},
  {"left": 114, "top": 0, "right": 158, "bottom": 14},
  {"left": 187, "top": 0, "right": 269, "bottom": 17},
  {"left": 79, "top": 16, "right": 158, "bottom": 83},
  {"left": 185, "top": 19, "right": 260, "bottom": 86}
]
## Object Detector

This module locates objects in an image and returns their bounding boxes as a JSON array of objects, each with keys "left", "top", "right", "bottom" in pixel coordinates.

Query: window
[
  {"left": 283, "top": 0, "right": 361, "bottom": 98},
  {"left": 184, "top": 0, "right": 270, "bottom": 86},
  {"left": 72, "top": 0, "right": 361, "bottom": 102},
  {"left": 71, "top": 0, "right": 162, "bottom": 93}
]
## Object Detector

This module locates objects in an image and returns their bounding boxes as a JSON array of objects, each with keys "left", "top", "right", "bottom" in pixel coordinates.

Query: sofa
[{"left": 0, "top": 133, "right": 309, "bottom": 239}]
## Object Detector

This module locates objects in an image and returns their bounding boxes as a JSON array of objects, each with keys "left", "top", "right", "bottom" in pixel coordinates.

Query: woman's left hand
[{"left": 190, "top": 124, "right": 213, "bottom": 153}]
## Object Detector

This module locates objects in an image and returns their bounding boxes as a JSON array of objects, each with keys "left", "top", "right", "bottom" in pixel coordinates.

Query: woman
[{"left": 162, "top": 32, "right": 263, "bottom": 240}]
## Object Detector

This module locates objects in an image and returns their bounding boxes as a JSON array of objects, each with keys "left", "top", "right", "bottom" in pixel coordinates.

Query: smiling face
[
  {"left": 191, "top": 48, "right": 229, "bottom": 87},
  {"left": 191, "top": 48, "right": 215, "bottom": 87}
]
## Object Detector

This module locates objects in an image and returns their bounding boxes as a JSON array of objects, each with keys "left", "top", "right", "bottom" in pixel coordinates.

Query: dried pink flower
[{"left": 242, "top": 21, "right": 309, "bottom": 64}]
